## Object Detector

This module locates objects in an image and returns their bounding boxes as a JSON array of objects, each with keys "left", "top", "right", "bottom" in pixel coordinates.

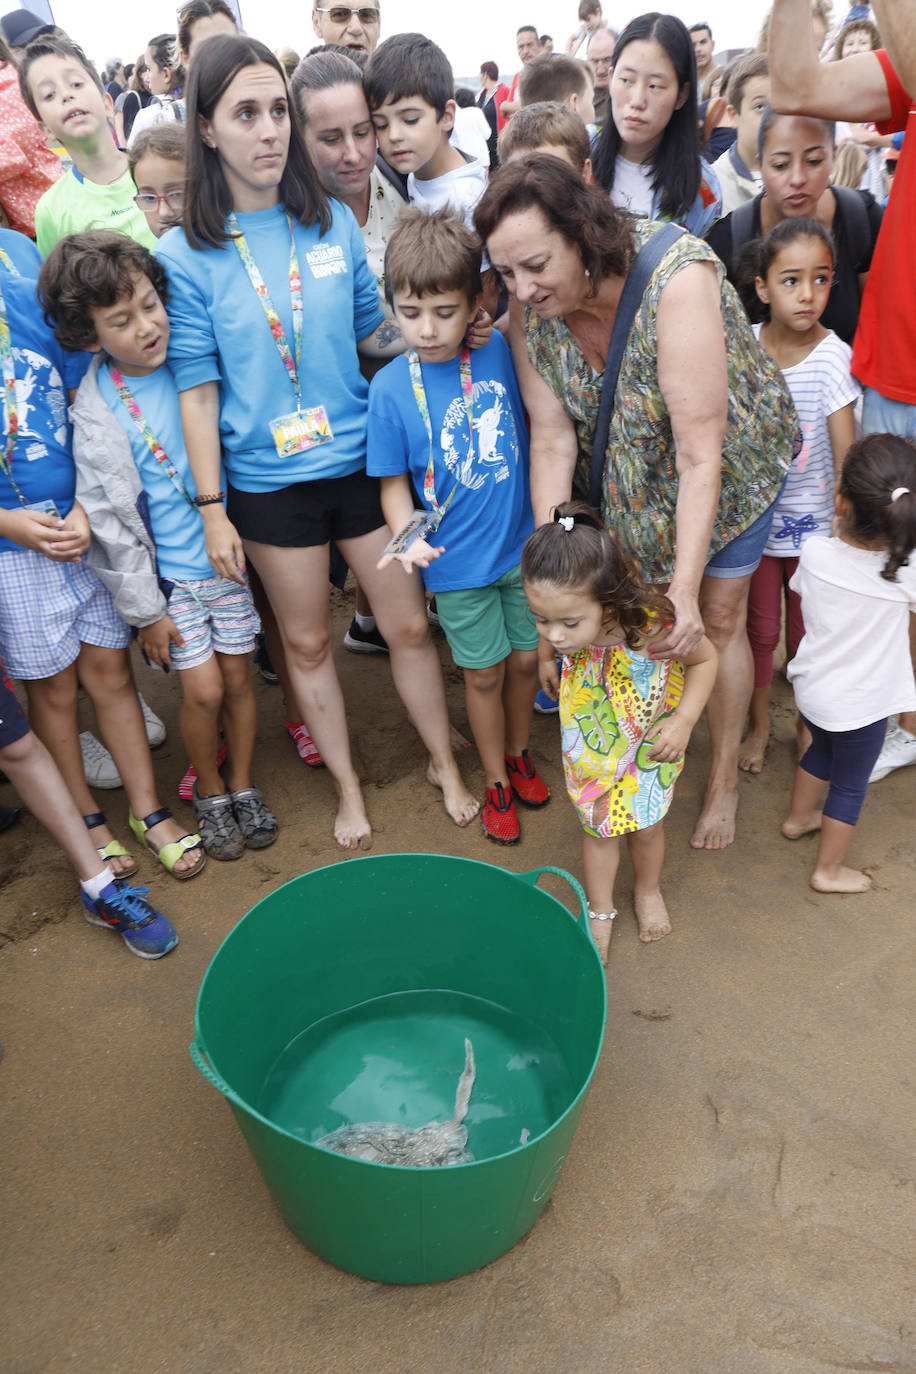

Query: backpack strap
[
  {"left": 589, "top": 222, "right": 685, "bottom": 510},
  {"left": 729, "top": 196, "right": 758, "bottom": 274},
  {"left": 830, "top": 184, "right": 871, "bottom": 268}
]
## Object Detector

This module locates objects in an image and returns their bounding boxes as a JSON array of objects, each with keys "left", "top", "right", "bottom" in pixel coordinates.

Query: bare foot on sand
[
  {"left": 333, "top": 784, "right": 372, "bottom": 850},
  {"left": 811, "top": 865, "right": 871, "bottom": 894},
  {"left": 738, "top": 730, "right": 768, "bottom": 774},
  {"left": 449, "top": 723, "right": 472, "bottom": 751},
  {"left": 690, "top": 784, "right": 738, "bottom": 850},
  {"left": 588, "top": 910, "right": 615, "bottom": 964},
  {"left": 634, "top": 890, "right": 671, "bottom": 943},
  {"left": 781, "top": 811, "right": 822, "bottom": 840},
  {"left": 427, "top": 760, "right": 479, "bottom": 826}
]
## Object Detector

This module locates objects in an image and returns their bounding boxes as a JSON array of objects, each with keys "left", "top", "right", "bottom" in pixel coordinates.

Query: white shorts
[{"left": 0, "top": 550, "right": 131, "bottom": 680}]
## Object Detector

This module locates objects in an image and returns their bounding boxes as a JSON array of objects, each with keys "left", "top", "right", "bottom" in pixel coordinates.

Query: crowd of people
[{"left": 0, "top": 0, "right": 913, "bottom": 970}]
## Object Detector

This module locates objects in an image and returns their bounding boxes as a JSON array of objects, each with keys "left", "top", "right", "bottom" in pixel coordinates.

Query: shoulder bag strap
[{"left": 589, "top": 222, "right": 685, "bottom": 510}]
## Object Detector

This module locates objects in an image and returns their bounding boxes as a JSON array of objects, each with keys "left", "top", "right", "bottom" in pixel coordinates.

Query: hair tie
[
  {"left": 557, "top": 515, "right": 575, "bottom": 532},
  {"left": 891, "top": 487, "right": 911, "bottom": 502}
]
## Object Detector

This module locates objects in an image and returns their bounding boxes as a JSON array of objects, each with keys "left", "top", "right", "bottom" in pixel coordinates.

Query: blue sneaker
[
  {"left": 534, "top": 687, "right": 560, "bottom": 715},
  {"left": 81, "top": 880, "right": 179, "bottom": 960}
]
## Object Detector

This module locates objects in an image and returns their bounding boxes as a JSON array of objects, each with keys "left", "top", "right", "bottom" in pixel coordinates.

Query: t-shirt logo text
[{"left": 306, "top": 244, "right": 348, "bottom": 279}]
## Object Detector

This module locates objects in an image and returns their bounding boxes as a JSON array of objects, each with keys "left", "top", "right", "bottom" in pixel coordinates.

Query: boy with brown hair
[
  {"left": 497, "top": 101, "right": 593, "bottom": 178},
  {"left": 712, "top": 52, "right": 770, "bottom": 213},
  {"left": 517, "top": 53, "right": 595, "bottom": 126}
]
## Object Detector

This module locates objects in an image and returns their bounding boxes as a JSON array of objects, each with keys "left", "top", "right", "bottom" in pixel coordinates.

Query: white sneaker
[
  {"left": 79, "top": 731, "right": 122, "bottom": 789},
  {"left": 869, "top": 724, "right": 916, "bottom": 783},
  {"left": 139, "top": 694, "right": 166, "bottom": 748}
]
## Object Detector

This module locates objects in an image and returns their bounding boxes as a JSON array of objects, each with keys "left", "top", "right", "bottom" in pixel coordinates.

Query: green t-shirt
[{"left": 35, "top": 164, "right": 156, "bottom": 257}]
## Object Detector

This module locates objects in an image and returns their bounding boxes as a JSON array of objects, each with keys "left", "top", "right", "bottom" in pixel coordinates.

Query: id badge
[
  {"left": 25, "top": 498, "right": 60, "bottom": 518},
  {"left": 383, "top": 508, "right": 442, "bottom": 558},
  {"left": 269, "top": 405, "right": 333, "bottom": 458}
]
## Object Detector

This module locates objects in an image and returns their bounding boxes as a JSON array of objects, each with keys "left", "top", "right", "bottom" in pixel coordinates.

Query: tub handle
[
  {"left": 518, "top": 866, "right": 588, "bottom": 925},
  {"left": 189, "top": 1036, "right": 245, "bottom": 1108}
]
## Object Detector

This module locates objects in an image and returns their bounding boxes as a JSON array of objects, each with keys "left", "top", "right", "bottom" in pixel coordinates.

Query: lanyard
[
  {"left": 408, "top": 347, "right": 473, "bottom": 521},
  {"left": 108, "top": 363, "right": 199, "bottom": 512},
  {"left": 0, "top": 272, "right": 28, "bottom": 506},
  {"left": 228, "top": 212, "right": 303, "bottom": 412},
  {"left": 0, "top": 247, "right": 20, "bottom": 276}
]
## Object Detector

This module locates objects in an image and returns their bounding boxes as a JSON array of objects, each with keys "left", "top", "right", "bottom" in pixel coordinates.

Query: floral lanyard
[
  {"left": 0, "top": 247, "right": 19, "bottom": 276},
  {"left": 0, "top": 265, "right": 29, "bottom": 506},
  {"left": 228, "top": 212, "right": 304, "bottom": 412},
  {"left": 408, "top": 346, "right": 474, "bottom": 525},
  {"left": 107, "top": 363, "right": 199, "bottom": 512}
]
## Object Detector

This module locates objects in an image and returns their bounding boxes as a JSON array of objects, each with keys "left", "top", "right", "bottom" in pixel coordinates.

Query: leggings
[
  {"left": 799, "top": 714, "right": 887, "bottom": 826},
  {"left": 747, "top": 554, "right": 803, "bottom": 690}
]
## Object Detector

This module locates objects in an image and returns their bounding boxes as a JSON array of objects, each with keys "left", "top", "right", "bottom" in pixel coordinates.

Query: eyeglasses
[
  {"left": 315, "top": 7, "right": 380, "bottom": 23},
  {"left": 588, "top": 56, "right": 613, "bottom": 70},
  {"left": 133, "top": 189, "right": 185, "bottom": 212}
]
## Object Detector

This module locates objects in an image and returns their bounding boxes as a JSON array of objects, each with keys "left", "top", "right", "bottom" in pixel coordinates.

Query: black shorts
[
  {"left": 227, "top": 470, "right": 385, "bottom": 549},
  {"left": 0, "top": 665, "right": 30, "bottom": 750}
]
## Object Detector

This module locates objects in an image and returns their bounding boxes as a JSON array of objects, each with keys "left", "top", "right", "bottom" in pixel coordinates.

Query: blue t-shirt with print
[
  {"left": 0, "top": 274, "right": 80, "bottom": 554},
  {"left": 98, "top": 362, "right": 213, "bottom": 583},
  {"left": 366, "top": 332, "right": 533, "bottom": 593},
  {"left": 156, "top": 201, "right": 384, "bottom": 493}
]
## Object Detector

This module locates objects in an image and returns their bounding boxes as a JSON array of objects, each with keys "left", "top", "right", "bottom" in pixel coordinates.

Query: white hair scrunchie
[
  {"left": 891, "top": 487, "right": 911, "bottom": 502},
  {"left": 558, "top": 515, "right": 575, "bottom": 531}
]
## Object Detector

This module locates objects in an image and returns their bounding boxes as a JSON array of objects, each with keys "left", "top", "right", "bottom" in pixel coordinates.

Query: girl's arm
[
  {"left": 178, "top": 382, "right": 246, "bottom": 585},
  {"left": 827, "top": 401, "right": 856, "bottom": 479},
  {"left": 376, "top": 474, "right": 444, "bottom": 573},
  {"left": 646, "top": 633, "right": 718, "bottom": 762}
]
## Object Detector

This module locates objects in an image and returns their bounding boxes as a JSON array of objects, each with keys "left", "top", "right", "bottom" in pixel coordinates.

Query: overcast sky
[{"left": 50, "top": 0, "right": 773, "bottom": 77}]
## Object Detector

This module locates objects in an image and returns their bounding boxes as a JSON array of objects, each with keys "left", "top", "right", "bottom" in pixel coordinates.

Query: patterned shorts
[
  {"left": 0, "top": 550, "right": 131, "bottom": 680},
  {"left": 166, "top": 575, "right": 260, "bottom": 672}
]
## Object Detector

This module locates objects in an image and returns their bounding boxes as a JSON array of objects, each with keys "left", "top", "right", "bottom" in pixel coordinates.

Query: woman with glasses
[
  {"left": 592, "top": 12, "right": 721, "bottom": 237},
  {"left": 155, "top": 34, "right": 478, "bottom": 848},
  {"left": 310, "top": 2, "right": 381, "bottom": 58},
  {"left": 706, "top": 108, "right": 883, "bottom": 344}
]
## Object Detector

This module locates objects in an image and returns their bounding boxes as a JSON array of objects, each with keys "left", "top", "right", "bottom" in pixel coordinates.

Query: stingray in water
[{"left": 315, "top": 1038, "right": 476, "bottom": 1167}]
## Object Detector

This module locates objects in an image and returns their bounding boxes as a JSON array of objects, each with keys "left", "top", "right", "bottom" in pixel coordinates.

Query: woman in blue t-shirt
[{"left": 158, "top": 35, "right": 477, "bottom": 849}]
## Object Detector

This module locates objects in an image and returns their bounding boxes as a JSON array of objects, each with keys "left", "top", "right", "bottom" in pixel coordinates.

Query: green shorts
[{"left": 434, "top": 563, "right": 540, "bottom": 669}]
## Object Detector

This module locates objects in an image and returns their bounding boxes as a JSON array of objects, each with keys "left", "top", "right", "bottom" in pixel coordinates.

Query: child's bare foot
[
  {"left": 86, "top": 819, "right": 137, "bottom": 879},
  {"left": 588, "top": 909, "right": 615, "bottom": 964},
  {"left": 427, "top": 759, "right": 479, "bottom": 826},
  {"left": 634, "top": 890, "right": 671, "bottom": 943},
  {"left": 811, "top": 865, "right": 871, "bottom": 894},
  {"left": 781, "top": 811, "right": 822, "bottom": 840},
  {"left": 333, "top": 783, "right": 372, "bottom": 850},
  {"left": 738, "top": 729, "right": 768, "bottom": 774}
]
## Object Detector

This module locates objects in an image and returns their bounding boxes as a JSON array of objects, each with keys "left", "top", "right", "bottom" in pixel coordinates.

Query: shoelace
[
  {"left": 99, "top": 885, "right": 157, "bottom": 928},
  {"left": 80, "top": 733, "right": 114, "bottom": 765}
]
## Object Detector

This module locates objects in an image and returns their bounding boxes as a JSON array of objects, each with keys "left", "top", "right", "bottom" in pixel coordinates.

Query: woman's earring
[{"left": 584, "top": 268, "right": 590, "bottom": 278}]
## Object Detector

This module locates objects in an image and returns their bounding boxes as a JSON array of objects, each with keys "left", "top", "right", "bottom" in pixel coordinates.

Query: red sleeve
[{"left": 875, "top": 49, "right": 912, "bottom": 135}]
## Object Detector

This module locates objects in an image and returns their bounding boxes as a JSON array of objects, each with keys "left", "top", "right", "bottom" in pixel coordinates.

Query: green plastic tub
[{"left": 190, "top": 853, "right": 606, "bottom": 1283}]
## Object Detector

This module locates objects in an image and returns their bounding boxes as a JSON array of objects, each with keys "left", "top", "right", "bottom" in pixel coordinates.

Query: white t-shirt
[
  {"left": 452, "top": 108, "right": 491, "bottom": 169},
  {"left": 787, "top": 534, "right": 916, "bottom": 730},
  {"left": 610, "top": 155, "right": 654, "bottom": 217},
  {"left": 753, "top": 327, "right": 860, "bottom": 557}
]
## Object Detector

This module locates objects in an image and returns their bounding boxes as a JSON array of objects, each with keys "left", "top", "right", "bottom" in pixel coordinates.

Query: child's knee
[
  {"left": 80, "top": 647, "right": 132, "bottom": 696},
  {"left": 464, "top": 663, "right": 503, "bottom": 694},
  {"left": 26, "top": 669, "right": 77, "bottom": 713},
  {"left": 0, "top": 730, "right": 37, "bottom": 767}
]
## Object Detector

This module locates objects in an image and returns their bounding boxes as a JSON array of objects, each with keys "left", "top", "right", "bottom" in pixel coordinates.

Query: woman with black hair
[
  {"left": 592, "top": 11, "right": 721, "bottom": 236},
  {"left": 156, "top": 34, "right": 477, "bottom": 849}
]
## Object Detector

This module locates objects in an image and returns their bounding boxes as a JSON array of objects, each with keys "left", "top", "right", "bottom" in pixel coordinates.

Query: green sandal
[
  {"left": 128, "top": 806, "right": 207, "bottom": 882},
  {"left": 83, "top": 811, "right": 138, "bottom": 879}
]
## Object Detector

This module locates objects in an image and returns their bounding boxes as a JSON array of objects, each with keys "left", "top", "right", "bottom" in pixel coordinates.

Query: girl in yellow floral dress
[{"left": 522, "top": 503, "right": 717, "bottom": 961}]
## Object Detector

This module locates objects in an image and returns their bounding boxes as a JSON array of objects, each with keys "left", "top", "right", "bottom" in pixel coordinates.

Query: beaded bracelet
[{"left": 194, "top": 493, "right": 225, "bottom": 507}]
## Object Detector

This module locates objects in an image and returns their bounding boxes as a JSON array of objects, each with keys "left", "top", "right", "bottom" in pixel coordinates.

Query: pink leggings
[{"left": 747, "top": 555, "right": 804, "bottom": 690}]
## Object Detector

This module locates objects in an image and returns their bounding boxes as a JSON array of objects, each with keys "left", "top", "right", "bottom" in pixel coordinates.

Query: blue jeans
[{"left": 861, "top": 387, "right": 916, "bottom": 440}]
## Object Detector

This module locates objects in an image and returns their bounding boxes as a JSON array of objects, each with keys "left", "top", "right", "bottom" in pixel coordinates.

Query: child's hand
[
  {"left": 1, "top": 507, "right": 86, "bottom": 561},
  {"left": 138, "top": 616, "right": 185, "bottom": 669},
  {"left": 537, "top": 642, "right": 560, "bottom": 699},
  {"left": 646, "top": 711, "right": 690, "bottom": 763},
  {"left": 376, "top": 538, "right": 445, "bottom": 574},
  {"left": 466, "top": 307, "right": 494, "bottom": 350},
  {"left": 59, "top": 499, "right": 91, "bottom": 557}
]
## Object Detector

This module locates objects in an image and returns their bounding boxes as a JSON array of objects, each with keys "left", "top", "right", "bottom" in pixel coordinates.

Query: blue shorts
[
  {"left": 704, "top": 497, "right": 779, "bottom": 580},
  {"left": 861, "top": 386, "right": 916, "bottom": 439},
  {"left": 0, "top": 662, "right": 30, "bottom": 749},
  {"left": 0, "top": 551, "right": 131, "bottom": 680},
  {"left": 167, "top": 575, "right": 260, "bottom": 672}
]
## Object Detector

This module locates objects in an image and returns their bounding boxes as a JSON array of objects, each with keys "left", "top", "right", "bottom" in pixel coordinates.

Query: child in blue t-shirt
[
  {"left": 368, "top": 207, "right": 548, "bottom": 844},
  {"left": 0, "top": 229, "right": 182, "bottom": 956},
  {"left": 39, "top": 231, "right": 277, "bottom": 862}
]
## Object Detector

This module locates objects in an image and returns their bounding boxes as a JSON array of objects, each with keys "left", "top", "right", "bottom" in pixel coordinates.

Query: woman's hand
[
  {"left": 138, "top": 615, "right": 185, "bottom": 668},
  {"left": 201, "top": 506, "right": 246, "bottom": 584},
  {"left": 649, "top": 586, "right": 705, "bottom": 659},
  {"left": 466, "top": 307, "right": 494, "bottom": 350}
]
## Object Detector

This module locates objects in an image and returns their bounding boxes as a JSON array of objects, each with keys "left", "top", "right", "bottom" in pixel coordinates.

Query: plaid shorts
[
  {"left": 0, "top": 550, "right": 131, "bottom": 680},
  {"left": 166, "top": 574, "right": 259, "bottom": 671}
]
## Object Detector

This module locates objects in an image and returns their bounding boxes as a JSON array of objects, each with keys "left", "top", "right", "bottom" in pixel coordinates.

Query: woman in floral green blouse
[{"left": 476, "top": 155, "right": 797, "bottom": 852}]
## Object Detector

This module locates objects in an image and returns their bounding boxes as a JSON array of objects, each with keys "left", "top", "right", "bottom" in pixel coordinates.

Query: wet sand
[{"left": 2, "top": 588, "right": 915, "bottom": 1374}]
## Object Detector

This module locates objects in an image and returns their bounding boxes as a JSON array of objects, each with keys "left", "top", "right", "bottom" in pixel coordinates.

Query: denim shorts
[
  {"left": 0, "top": 664, "right": 29, "bottom": 749},
  {"left": 704, "top": 497, "right": 779, "bottom": 580},
  {"left": 861, "top": 386, "right": 916, "bottom": 439}
]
